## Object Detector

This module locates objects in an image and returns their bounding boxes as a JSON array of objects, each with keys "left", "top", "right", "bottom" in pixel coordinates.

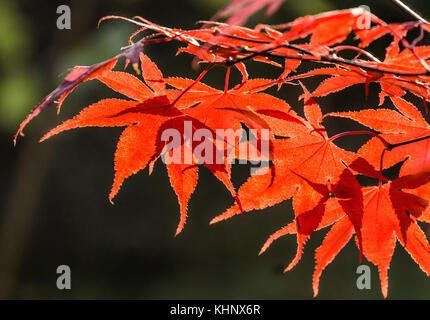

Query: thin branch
[
  {"left": 235, "top": 48, "right": 430, "bottom": 76},
  {"left": 390, "top": 0, "right": 429, "bottom": 24},
  {"left": 332, "top": 45, "right": 381, "bottom": 63},
  {"left": 386, "top": 134, "right": 430, "bottom": 150},
  {"left": 214, "top": 32, "right": 430, "bottom": 76}
]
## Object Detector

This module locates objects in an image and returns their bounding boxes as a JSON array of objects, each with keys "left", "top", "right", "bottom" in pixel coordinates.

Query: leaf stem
[
  {"left": 224, "top": 66, "right": 231, "bottom": 93},
  {"left": 386, "top": 134, "right": 430, "bottom": 151},
  {"left": 379, "top": 148, "right": 387, "bottom": 182},
  {"left": 171, "top": 63, "right": 216, "bottom": 106},
  {"left": 328, "top": 130, "right": 390, "bottom": 146}
]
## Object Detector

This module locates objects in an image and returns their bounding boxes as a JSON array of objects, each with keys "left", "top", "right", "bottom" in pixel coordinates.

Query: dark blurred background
[{"left": 1, "top": 0, "right": 429, "bottom": 299}]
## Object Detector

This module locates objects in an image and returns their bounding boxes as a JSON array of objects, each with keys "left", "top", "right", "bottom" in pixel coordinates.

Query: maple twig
[
  {"left": 332, "top": 45, "right": 381, "bottom": 63},
  {"left": 390, "top": 0, "right": 429, "bottom": 24},
  {"left": 135, "top": 20, "right": 430, "bottom": 78},
  {"left": 219, "top": 32, "right": 315, "bottom": 56},
  {"left": 386, "top": 134, "right": 430, "bottom": 151},
  {"left": 412, "top": 22, "right": 425, "bottom": 47},
  {"left": 253, "top": 49, "right": 430, "bottom": 76},
  {"left": 117, "top": 13, "right": 430, "bottom": 77},
  {"left": 210, "top": 37, "right": 430, "bottom": 77},
  {"left": 225, "top": 44, "right": 285, "bottom": 66},
  {"left": 378, "top": 135, "right": 430, "bottom": 177},
  {"left": 213, "top": 29, "right": 430, "bottom": 77}
]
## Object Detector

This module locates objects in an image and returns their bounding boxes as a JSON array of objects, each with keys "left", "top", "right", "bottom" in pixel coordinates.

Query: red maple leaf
[
  {"left": 313, "top": 170, "right": 430, "bottom": 298},
  {"left": 328, "top": 96, "right": 430, "bottom": 176},
  {"left": 40, "top": 53, "right": 240, "bottom": 235},
  {"left": 210, "top": 86, "right": 361, "bottom": 270}
]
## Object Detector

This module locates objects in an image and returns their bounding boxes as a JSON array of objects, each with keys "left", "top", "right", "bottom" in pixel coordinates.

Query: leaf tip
[
  {"left": 313, "top": 288, "right": 319, "bottom": 298},
  {"left": 258, "top": 246, "right": 266, "bottom": 256},
  {"left": 282, "top": 265, "right": 291, "bottom": 273},
  {"left": 209, "top": 216, "right": 220, "bottom": 225}
]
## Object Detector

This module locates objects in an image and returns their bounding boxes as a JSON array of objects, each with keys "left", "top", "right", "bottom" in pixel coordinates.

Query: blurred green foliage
[{"left": 0, "top": 1, "right": 39, "bottom": 131}]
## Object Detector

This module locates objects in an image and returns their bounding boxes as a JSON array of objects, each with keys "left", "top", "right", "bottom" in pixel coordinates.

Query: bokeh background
[{"left": 1, "top": 0, "right": 430, "bottom": 299}]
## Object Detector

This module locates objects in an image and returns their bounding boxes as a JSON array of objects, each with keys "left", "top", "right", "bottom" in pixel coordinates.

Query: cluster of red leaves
[{"left": 16, "top": 6, "right": 430, "bottom": 297}]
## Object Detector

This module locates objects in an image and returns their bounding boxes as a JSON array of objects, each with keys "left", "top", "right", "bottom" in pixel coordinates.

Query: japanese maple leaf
[
  {"left": 354, "top": 22, "right": 418, "bottom": 48},
  {"left": 328, "top": 96, "right": 430, "bottom": 176},
  {"left": 40, "top": 53, "right": 239, "bottom": 235},
  {"left": 275, "top": 8, "right": 376, "bottom": 46},
  {"left": 312, "top": 215, "right": 354, "bottom": 296},
  {"left": 251, "top": 165, "right": 362, "bottom": 278},
  {"left": 261, "top": 197, "right": 348, "bottom": 274},
  {"left": 210, "top": 85, "right": 359, "bottom": 270},
  {"left": 285, "top": 22, "right": 430, "bottom": 104},
  {"left": 211, "top": 84, "right": 354, "bottom": 217},
  {"left": 110, "top": 115, "right": 237, "bottom": 235},
  {"left": 377, "top": 44, "right": 430, "bottom": 104},
  {"left": 314, "top": 171, "right": 430, "bottom": 298},
  {"left": 405, "top": 178, "right": 430, "bottom": 224},
  {"left": 287, "top": 64, "right": 430, "bottom": 104},
  {"left": 14, "top": 40, "right": 154, "bottom": 144},
  {"left": 257, "top": 162, "right": 430, "bottom": 298},
  {"left": 380, "top": 46, "right": 430, "bottom": 72}
]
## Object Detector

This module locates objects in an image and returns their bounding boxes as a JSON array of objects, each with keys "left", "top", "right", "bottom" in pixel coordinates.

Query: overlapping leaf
[
  {"left": 40, "top": 53, "right": 240, "bottom": 235},
  {"left": 16, "top": 4, "right": 430, "bottom": 298}
]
